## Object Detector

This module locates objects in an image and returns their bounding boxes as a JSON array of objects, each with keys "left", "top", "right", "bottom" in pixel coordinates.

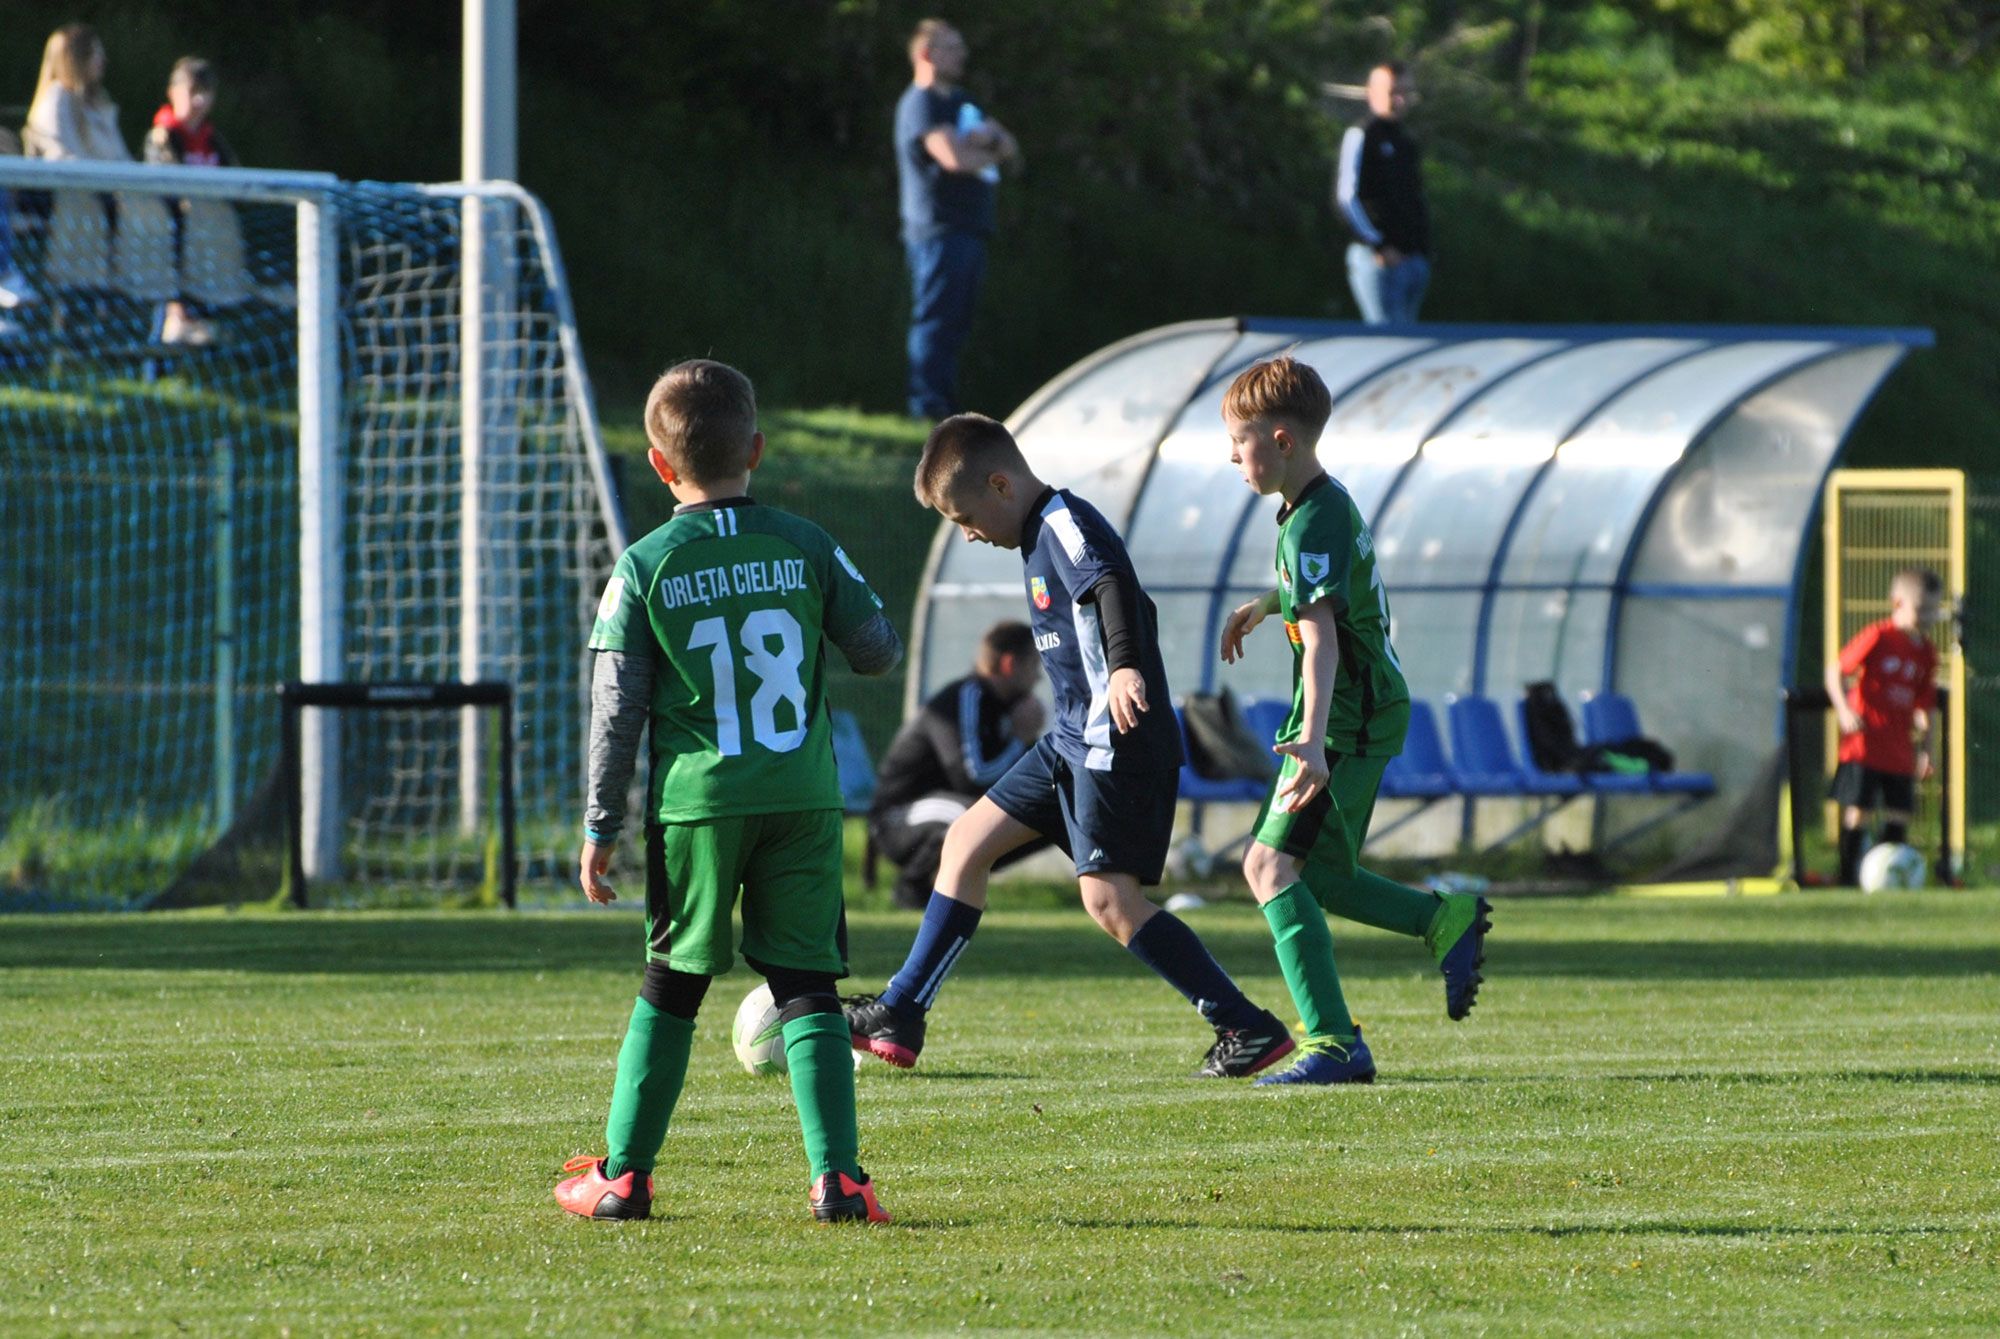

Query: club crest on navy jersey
[{"left": 1030, "top": 575, "right": 1051, "bottom": 609}]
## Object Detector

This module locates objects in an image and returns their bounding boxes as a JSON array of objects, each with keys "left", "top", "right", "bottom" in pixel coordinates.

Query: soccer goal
[{"left": 0, "top": 157, "right": 626, "bottom": 908}]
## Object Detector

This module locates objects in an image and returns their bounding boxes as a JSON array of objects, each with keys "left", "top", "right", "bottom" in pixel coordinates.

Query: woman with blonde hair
[{"left": 23, "top": 23, "right": 174, "bottom": 304}]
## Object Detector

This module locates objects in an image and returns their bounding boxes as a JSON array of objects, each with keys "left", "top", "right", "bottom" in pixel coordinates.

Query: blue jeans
[
  {"left": 1346, "top": 244, "right": 1430, "bottom": 325},
  {"left": 905, "top": 231, "right": 988, "bottom": 419},
  {"left": 0, "top": 192, "right": 17, "bottom": 275}
]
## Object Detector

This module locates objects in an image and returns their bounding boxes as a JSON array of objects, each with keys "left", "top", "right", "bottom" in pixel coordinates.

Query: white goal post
[{"left": 0, "top": 156, "right": 626, "bottom": 902}]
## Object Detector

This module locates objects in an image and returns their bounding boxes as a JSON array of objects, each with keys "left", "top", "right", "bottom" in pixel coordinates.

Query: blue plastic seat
[
  {"left": 1175, "top": 706, "right": 1269, "bottom": 804},
  {"left": 1448, "top": 695, "right": 1579, "bottom": 796},
  {"left": 1516, "top": 699, "right": 1651, "bottom": 794},
  {"left": 1381, "top": 701, "right": 1457, "bottom": 799},
  {"left": 1580, "top": 692, "right": 1716, "bottom": 796},
  {"left": 829, "top": 709, "right": 877, "bottom": 815},
  {"left": 1242, "top": 698, "right": 1291, "bottom": 753}
]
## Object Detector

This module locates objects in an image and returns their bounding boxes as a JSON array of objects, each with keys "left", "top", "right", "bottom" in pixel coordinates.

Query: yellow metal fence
[{"left": 1822, "top": 470, "right": 1967, "bottom": 875}]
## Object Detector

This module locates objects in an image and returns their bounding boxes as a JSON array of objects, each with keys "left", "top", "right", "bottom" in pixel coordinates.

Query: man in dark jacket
[
  {"left": 1333, "top": 61, "right": 1431, "bottom": 325},
  {"left": 869, "top": 621, "right": 1045, "bottom": 909}
]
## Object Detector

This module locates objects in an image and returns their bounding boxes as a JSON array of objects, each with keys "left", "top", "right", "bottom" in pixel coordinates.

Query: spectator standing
[
  {"left": 868, "top": 621, "right": 1048, "bottom": 909},
  {"left": 144, "top": 57, "right": 250, "bottom": 345},
  {"left": 894, "top": 18, "right": 1018, "bottom": 420},
  {"left": 23, "top": 23, "right": 173, "bottom": 303},
  {"left": 1334, "top": 62, "right": 1431, "bottom": 325},
  {"left": 1824, "top": 568, "right": 1940, "bottom": 886}
]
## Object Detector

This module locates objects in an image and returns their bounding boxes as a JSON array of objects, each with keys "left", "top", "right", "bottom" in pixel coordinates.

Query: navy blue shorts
[{"left": 983, "top": 735, "right": 1178, "bottom": 886}]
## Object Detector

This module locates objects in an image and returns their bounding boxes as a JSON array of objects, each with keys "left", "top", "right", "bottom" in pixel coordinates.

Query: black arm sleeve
[{"left": 1089, "top": 572, "right": 1149, "bottom": 674}]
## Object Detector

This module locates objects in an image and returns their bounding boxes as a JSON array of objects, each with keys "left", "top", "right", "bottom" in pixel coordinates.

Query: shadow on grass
[
  {"left": 1383, "top": 1069, "right": 2000, "bottom": 1087},
  {"left": 0, "top": 914, "right": 1996, "bottom": 984},
  {"left": 1049, "top": 1218, "right": 1977, "bottom": 1240}
]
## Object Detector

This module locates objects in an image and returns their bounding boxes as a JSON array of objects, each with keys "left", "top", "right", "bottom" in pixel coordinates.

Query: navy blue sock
[
  {"left": 1126, "top": 911, "right": 1262, "bottom": 1031},
  {"left": 878, "top": 892, "right": 983, "bottom": 1017}
]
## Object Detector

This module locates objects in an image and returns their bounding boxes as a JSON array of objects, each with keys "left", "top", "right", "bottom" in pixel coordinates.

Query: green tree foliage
[
  {"left": 1650, "top": 0, "right": 2000, "bottom": 76},
  {"left": 1, "top": 1, "right": 1996, "bottom": 473}
]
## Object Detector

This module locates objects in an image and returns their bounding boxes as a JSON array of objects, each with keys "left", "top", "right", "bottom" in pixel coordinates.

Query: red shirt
[
  {"left": 152, "top": 104, "right": 223, "bottom": 166},
  {"left": 1836, "top": 619, "right": 1937, "bottom": 774}
]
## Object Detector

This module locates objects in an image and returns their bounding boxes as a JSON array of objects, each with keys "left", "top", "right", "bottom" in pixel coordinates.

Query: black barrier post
[
  {"left": 281, "top": 683, "right": 306, "bottom": 909},
  {"left": 1783, "top": 684, "right": 1832, "bottom": 888},
  {"left": 278, "top": 681, "right": 517, "bottom": 909},
  {"left": 498, "top": 692, "right": 518, "bottom": 909},
  {"left": 1936, "top": 685, "right": 1953, "bottom": 886}
]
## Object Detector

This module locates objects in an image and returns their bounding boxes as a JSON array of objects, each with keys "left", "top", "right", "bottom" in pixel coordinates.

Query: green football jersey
[
  {"left": 589, "top": 499, "right": 885, "bottom": 822},
  {"left": 1273, "top": 473, "right": 1410, "bottom": 758}
]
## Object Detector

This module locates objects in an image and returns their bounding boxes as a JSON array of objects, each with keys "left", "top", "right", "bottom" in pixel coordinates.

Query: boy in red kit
[{"left": 1824, "top": 568, "right": 1941, "bottom": 886}]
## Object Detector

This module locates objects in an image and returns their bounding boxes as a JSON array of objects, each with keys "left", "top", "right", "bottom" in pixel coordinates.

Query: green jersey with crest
[
  {"left": 589, "top": 499, "right": 885, "bottom": 822},
  {"left": 1273, "top": 473, "right": 1410, "bottom": 758}
]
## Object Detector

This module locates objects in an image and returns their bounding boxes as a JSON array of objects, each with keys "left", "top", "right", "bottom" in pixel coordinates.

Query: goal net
[{"left": 0, "top": 159, "right": 625, "bottom": 908}]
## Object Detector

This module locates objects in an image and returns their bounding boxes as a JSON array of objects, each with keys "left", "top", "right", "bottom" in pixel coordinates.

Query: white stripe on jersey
[
  {"left": 958, "top": 680, "right": 1019, "bottom": 787},
  {"left": 1071, "top": 596, "right": 1115, "bottom": 771},
  {"left": 1041, "top": 496, "right": 1092, "bottom": 566}
]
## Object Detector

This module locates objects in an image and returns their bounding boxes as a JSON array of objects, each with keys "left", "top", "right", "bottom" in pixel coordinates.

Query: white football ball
[
  {"left": 731, "top": 983, "right": 787, "bottom": 1075},
  {"left": 1858, "top": 842, "right": 1927, "bottom": 893}
]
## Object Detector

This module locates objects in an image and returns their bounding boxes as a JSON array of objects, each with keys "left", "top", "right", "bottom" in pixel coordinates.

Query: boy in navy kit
[{"left": 845, "top": 414, "right": 1296, "bottom": 1079}]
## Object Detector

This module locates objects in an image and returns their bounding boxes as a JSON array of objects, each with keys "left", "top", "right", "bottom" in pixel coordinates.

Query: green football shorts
[
  {"left": 643, "top": 808, "right": 848, "bottom": 977},
  {"left": 1251, "top": 749, "right": 1391, "bottom": 877}
]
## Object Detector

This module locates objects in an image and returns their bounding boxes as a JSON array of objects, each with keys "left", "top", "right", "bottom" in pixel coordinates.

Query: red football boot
[
  {"left": 809, "top": 1168, "right": 891, "bottom": 1224},
  {"left": 554, "top": 1155, "right": 652, "bottom": 1220}
]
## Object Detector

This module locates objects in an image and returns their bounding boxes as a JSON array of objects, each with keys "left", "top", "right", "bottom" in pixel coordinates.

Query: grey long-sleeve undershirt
[{"left": 584, "top": 611, "right": 904, "bottom": 841}]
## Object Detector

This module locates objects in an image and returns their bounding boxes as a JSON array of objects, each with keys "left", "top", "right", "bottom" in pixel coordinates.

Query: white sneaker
[{"left": 0, "top": 266, "right": 37, "bottom": 309}]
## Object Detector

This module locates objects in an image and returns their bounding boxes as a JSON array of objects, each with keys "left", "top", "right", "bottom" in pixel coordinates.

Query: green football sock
[
  {"left": 603, "top": 998, "right": 694, "bottom": 1179},
  {"left": 782, "top": 1012, "right": 860, "bottom": 1181},
  {"left": 1304, "top": 862, "right": 1440, "bottom": 939},
  {"left": 1261, "top": 882, "right": 1354, "bottom": 1041}
]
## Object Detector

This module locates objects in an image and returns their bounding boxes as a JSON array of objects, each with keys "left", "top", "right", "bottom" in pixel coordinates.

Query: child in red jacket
[{"left": 1824, "top": 568, "right": 1941, "bottom": 885}]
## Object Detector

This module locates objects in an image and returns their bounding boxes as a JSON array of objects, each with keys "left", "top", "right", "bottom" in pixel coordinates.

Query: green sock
[
  {"left": 603, "top": 998, "right": 694, "bottom": 1179},
  {"left": 1261, "top": 882, "right": 1354, "bottom": 1041},
  {"left": 782, "top": 1012, "right": 860, "bottom": 1181},
  {"left": 1303, "top": 862, "right": 1440, "bottom": 940}
]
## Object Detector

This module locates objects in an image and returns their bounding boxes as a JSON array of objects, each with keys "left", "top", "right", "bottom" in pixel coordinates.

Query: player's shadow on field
[
  {"left": 1, "top": 913, "right": 1996, "bottom": 983},
  {"left": 1052, "top": 1217, "right": 1965, "bottom": 1240}
]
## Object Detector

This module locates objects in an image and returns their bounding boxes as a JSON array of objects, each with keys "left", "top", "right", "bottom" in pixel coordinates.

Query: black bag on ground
[{"left": 1181, "top": 688, "right": 1279, "bottom": 782}]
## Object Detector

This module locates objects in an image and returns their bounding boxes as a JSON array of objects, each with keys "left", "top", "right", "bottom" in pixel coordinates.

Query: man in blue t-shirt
[
  {"left": 894, "top": 19, "right": 1019, "bottom": 420},
  {"left": 845, "top": 414, "right": 1298, "bottom": 1083}
]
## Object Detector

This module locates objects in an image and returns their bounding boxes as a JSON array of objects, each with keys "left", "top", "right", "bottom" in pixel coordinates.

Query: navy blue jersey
[{"left": 1017, "top": 488, "right": 1183, "bottom": 774}]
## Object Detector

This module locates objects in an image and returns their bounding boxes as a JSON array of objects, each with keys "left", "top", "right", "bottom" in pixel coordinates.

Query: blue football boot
[{"left": 1252, "top": 1027, "right": 1376, "bottom": 1086}]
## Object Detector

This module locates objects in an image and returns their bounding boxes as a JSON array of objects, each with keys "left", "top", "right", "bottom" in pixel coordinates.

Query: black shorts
[
  {"left": 983, "top": 735, "right": 1178, "bottom": 886},
  {"left": 1828, "top": 763, "right": 1915, "bottom": 813}
]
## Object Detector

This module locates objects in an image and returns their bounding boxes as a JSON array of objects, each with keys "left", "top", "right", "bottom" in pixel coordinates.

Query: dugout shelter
[{"left": 908, "top": 318, "right": 1932, "bottom": 877}]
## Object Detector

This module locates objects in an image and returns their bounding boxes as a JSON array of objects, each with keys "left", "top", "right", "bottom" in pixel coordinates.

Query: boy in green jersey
[
  {"left": 1217, "top": 355, "right": 1491, "bottom": 1085},
  {"left": 555, "top": 360, "right": 905, "bottom": 1222}
]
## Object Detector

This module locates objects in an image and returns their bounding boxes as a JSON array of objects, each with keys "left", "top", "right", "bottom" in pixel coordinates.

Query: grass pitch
[{"left": 2, "top": 890, "right": 1996, "bottom": 1336}]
